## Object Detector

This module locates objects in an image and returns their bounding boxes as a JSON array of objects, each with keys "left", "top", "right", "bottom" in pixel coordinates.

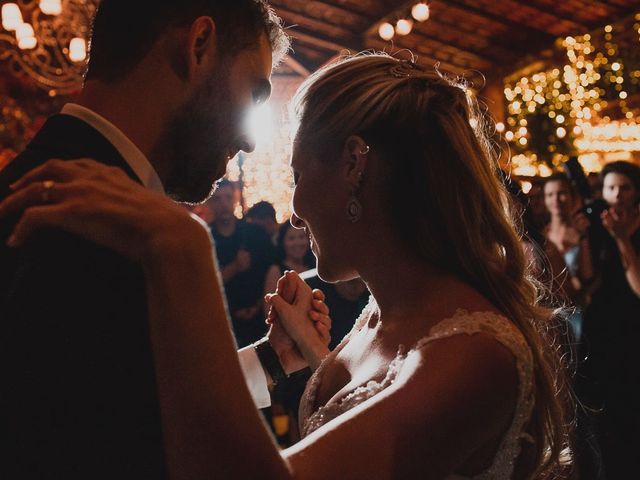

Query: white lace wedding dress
[{"left": 298, "top": 298, "right": 535, "bottom": 479}]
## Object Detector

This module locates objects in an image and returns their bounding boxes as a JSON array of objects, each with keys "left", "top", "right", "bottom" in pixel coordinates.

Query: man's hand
[{"left": 602, "top": 207, "right": 640, "bottom": 240}]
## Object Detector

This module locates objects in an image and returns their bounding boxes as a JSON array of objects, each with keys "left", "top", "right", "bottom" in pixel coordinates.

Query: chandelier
[{"left": 0, "top": 0, "right": 99, "bottom": 95}]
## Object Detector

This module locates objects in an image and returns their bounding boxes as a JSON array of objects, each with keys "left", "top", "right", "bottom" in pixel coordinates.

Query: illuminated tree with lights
[{"left": 503, "top": 14, "right": 640, "bottom": 173}]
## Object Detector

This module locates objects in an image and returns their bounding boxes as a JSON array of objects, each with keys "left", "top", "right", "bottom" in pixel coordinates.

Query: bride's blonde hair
[{"left": 293, "top": 53, "right": 571, "bottom": 478}]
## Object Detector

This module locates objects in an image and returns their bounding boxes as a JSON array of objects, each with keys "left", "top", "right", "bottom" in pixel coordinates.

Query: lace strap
[{"left": 414, "top": 311, "right": 535, "bottom": 479}]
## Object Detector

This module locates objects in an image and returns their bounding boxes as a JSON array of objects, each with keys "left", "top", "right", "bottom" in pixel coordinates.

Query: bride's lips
[{"left": 306, "top": 229, "right": 316, "bottom": 251}]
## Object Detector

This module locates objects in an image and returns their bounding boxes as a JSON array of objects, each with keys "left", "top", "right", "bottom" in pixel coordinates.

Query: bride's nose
[{"left": 290, "top": 213, "right": 305, "bottom": 229}]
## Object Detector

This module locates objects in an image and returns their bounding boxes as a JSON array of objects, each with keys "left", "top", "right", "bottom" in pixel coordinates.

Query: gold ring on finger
[{"left": 41, "top": 180, "right": 55, "bottom": 203}]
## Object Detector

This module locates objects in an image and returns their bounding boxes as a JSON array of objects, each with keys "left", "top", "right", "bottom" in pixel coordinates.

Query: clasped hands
[{"left": 265, "top": 271, "right": 331, "bottom": 373}]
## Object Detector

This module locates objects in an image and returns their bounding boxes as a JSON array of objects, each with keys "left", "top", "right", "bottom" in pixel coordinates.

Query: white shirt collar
[{"left": 61, "top": 103, "right": 165, "bottom": 194}]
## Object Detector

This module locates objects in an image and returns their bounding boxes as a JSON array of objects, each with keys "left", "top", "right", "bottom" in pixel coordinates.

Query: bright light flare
[
  {"left": 69, "top": 37, "right": 87, "bottom": 62},
  {"left": 39, "top": 0, "right": 62, "bottom": 16},
  {"left": 2, "top": 3, "right": 23, "bottom": 31},
  {"left": 247, "top": 103, "right": 275, "bottom": 147}
]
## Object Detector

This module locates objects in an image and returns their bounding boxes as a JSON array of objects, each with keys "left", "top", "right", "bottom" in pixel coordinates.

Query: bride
[{"left": 0, "top": 54, "right": 570, "bottom": 479}]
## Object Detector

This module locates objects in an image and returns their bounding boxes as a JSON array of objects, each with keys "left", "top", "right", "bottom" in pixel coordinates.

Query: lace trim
[
  {"left": 417, "top": 311, "right": 535, "bottom": 480},
  {"left": 298, "top": 296, "right": 376, "bottom": 434},
  {"left": 299, "top": 307, "right": 535, "bottom": 480}
]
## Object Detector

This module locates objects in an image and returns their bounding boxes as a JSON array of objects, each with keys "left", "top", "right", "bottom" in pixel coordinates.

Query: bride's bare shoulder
[{"left": 393, "top": 326, "right": 520, "bottom": 440}]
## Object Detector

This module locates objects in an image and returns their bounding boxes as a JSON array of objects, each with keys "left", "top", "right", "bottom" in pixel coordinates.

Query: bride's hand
[
  {"left": 265, "top": 272, "right": 331, "bottom": 370},
  {"left": 266, "top": 272, "right": 331, "bottom": 373},
  {"left": 0, "top": 158, "right": 209, "bottom": 263}
]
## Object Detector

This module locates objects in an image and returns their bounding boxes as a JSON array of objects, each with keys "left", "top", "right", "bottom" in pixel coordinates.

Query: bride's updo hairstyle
[{"left": 293, "top": 53, "right": 570, "bottom": 477}]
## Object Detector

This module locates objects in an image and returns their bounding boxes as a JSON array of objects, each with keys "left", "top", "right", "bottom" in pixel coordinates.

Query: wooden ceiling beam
[
  {"left": 599, "top": 0, "right": 636, "bottom": 8},
  {"left": 438, "top": 0, "right": 556, "bottom": 42},
  {"left": 274, "top": 5, "right": 357, "bottom": 38},
  {"left": 276, "top": 0, "right": 377, "bottom": 22},
  {"left": 528, "top": 0, "right": 617, "bottom": 22},
  {"left": 409, "top": 29, "right": 497, "bottom": 66},
  {"left": 495, "top": 0, "right": 592, "bottom": 31},
  {"left": 282, "top": 55, "right": 312, "bottom": 77},
  {"left": 410, "top": 9, "right": 530, "bottom": 59},
  {"left": 288, "top": 27, "right": 362, "bottom": 54}
]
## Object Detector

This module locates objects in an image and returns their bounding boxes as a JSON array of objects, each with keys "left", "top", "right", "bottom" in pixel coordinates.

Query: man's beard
[{"left": 153, "top": 65, "right": 234, "bottom": 204}]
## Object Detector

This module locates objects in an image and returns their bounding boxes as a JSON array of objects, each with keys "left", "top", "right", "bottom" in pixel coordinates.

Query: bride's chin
[{"left": 316, "top": 261, "right": 355, "bottom": 285}]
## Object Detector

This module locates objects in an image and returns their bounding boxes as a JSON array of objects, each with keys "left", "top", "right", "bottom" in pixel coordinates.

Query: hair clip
[{"left": 389, "top": 59, "right": 420, "bottom": 78}]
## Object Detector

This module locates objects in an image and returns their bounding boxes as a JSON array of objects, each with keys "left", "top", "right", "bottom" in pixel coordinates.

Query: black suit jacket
[{"left": 0, "top": 115, "right": 167, "bottom": 479}]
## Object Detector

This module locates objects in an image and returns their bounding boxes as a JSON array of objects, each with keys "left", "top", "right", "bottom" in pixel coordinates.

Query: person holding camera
[
  {"left": 576, "top": 160, "right": 640, "bottom": 479},
  {"left": 543, "top": 173, "right": 594, "bottom": 310}
]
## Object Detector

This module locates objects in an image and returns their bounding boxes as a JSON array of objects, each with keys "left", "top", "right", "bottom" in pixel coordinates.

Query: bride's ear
[{"left": 342, "top": 135, "right": 370, "bottom": 190}]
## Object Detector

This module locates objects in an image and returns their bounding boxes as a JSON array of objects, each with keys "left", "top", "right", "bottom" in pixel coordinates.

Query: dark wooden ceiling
[{"left": 271, "top": 0, "right": 640, "bottom": 84}]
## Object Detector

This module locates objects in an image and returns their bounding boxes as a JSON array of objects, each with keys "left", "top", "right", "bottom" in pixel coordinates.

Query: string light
[
  {"left": 395, "top": 19, "right": 413, "bottom": 36},
  {"left": 378, "top": 22, "right": 394, "bottom": 40},
  {"left": 68, "top": 37, "right": 87, "bottom": 62},
  {"left": 412, "top": 3, "right": 430, "bottom": 22},
  {"left": 1, "top": 3, "right": 22, "bottom": 31},
  {"left": 39, "top": 0, "right": 62, "bottom": 16},
  {"left": 379, "top": 3, "right": 431, "bottom": 39},
  {"left": 502, "top": 17, "right": 639, "bottom": 172}
]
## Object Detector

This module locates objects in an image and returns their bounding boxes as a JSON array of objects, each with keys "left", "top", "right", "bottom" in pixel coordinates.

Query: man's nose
[{"left": 239, "top": 135, "right": 256, "bottom": 154}]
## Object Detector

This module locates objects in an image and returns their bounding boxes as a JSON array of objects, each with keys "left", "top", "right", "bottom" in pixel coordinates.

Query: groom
[{"left": 0, "top": 1, "right": 291, "bottom": 478}]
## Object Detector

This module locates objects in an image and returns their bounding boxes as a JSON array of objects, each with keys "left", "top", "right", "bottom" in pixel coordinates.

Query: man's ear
[
  {"left": 186, "top": 16, "right": 217, "bottom": 82},
  {"left": 342, "top": 135, "right": 370, "bottom": 190}
]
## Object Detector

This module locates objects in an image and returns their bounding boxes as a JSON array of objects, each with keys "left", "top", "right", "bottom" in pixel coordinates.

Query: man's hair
[
  {"left": 246, "top": 201, "right": 276, "bottom": 221},
  {"left": 214, "top": 178, "right": 236, "bottom": 191},
  {"left": 543, "top": 173, "right": 574, "bottom": 195},
  {"left": 601, "top": 160, "right": 640, "bottom": 195},
  {"left": 85, "top": 0, "right": 289, "bottom": 82}
]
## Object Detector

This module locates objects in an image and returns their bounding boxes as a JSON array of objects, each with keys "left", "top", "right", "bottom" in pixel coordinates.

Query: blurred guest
[
  {"left": 499, "top": 172, "right": 552, "bottom": 277},
  {"left": 576, "top": 161, "right": 640, "bottom": 479},
  {"left": 210, "top": 179, "right": 276, "bottom": 347},
  {"left": 190, "top": 195, "right": 216, "bottom": 224},
  {"left": 247, "top": 200, "right": 280, "bottom": 244},
  {"left": 543, "top": 174, "right": 593, "bottom": 315},
  {"left": 587, "top": 172, "right": 603, "bottom": 201},
  {"left": 264, "top": 221, "right": 315, "bottom": 308},
  {"left": 527, "top": 181, "right": 549, "bottom": 231}
]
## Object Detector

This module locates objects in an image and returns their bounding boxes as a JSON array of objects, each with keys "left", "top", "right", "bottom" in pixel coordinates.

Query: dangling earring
[{"left": 346, "top": 171, "right": 364, "bottom": 223}]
